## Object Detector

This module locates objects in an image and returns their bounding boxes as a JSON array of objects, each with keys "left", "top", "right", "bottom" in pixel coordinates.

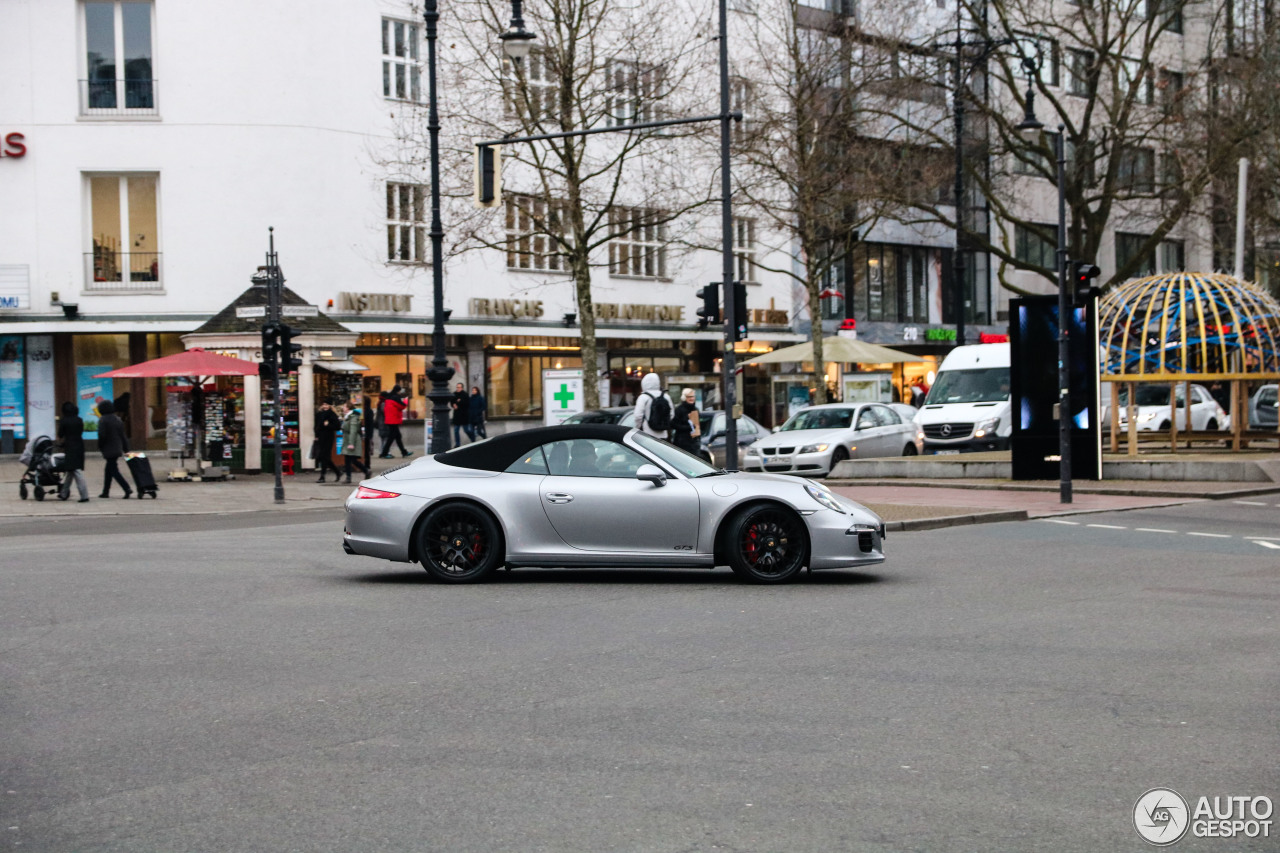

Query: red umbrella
[
  {"left": 95, "top": 348, "right": 260, "bottom": 378},
  {"left": 97, "top": 349, "right": 262, "bottom": 467}
]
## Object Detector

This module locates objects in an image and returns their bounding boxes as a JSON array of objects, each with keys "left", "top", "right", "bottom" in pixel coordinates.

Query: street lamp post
[{"left": 1016, "top": 53, "right": 1072, "bottom": 504}]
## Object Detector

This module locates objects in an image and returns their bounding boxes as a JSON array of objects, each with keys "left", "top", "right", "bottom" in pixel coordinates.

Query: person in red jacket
[{"left": 378, "top": 385, "right": 412, "bottom": 458}]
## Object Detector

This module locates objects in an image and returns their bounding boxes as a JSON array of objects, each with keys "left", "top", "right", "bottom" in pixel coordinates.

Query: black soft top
[{"left": 435, "top": 423, "right": 634, "bottom": 472}]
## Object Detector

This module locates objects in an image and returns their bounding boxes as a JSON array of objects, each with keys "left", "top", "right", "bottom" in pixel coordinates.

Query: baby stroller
[{"left": 18, "top": 435, "right": 65, "bottom": 501}]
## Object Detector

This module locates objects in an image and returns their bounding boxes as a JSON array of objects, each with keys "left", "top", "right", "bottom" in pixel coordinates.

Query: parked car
[
  {"left": 915, "top": 343, "right": 1011, "bottom": 454},
  {"left": 342, "top": 423, "right": 887, "bottom": 584},
  {"left": 888, "top": 402, "right": 922, "bottom": 424},
  {"left": 1113, "top": 384, "right": 1229, "bottom": 431},
  {"left": 743, "top": 402, "right": 923, "bottom": 476},
  {"left": 1249, "top": 384, "right": 1277, "bottom": 429},
  {"left": 562, "top": 407, "right": 634, "bottom": 426},
  {"left": 697, "top": 411, "right": 768, "bottom": 467}
]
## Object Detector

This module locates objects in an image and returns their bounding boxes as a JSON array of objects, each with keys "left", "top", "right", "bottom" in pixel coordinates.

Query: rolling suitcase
[{"left": 125, "top": 453, "right": 159, "bottom": 499}]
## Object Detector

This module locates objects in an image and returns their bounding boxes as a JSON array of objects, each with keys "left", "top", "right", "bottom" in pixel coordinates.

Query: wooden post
[
  {"left": 1109, "top": 381, "right": 1119, "bottom": 453},
  {"left": 1169, "top": 382, "right": 1178, "bottom": 454},
  {"left": 1126, "top": 381, "right": 1138, "bottom": 456},
  {"left": 1184, "top": 379, "right": 1192, "bottom": 449},
  {"left": 1231, "top": 378, "right": 1242, "bottom": 451}
]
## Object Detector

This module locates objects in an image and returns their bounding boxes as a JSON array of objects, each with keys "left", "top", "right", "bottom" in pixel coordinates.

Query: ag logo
[{"left": 1134, "top": 788, "right": 1190, "bottom": 845}]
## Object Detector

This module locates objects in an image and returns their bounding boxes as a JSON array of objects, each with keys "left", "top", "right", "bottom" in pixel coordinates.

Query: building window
[
  {"left": 1159, "top": 69, "right": 1185, "bottom": 117},
  {"left": 81, "top": 1, "right": 155, "bottom": 115},
  {"left": 609, "top": 208, "right": 668, "bottom": 278},
  {"left": 1116, "top": 232, "right": 1157, "bottom": 277},
  {"left": 731, "top": 78, "right": 751, "bottom": 143},
  {"left": 850, "top": 242, "right": 930, "bottom": 324},
  {"left": 506, "top": 195, "right": 566, "bottom": 272},
  {"left": 382, "top": 18, "right": 422, "bottom": 102},
  {"left": 488, "top": 353, "right": 583, "bottom": 417},
  {"left": 386, "top": 183, "right": 427, "bottom": 263},
  {"left": 1147, "top": 0, "right": 1184, "bottom": 33},
  {"left": 504, "top": 52, "right": 558, "bottom": 120},
  {"left": 1014, "top": 224, "right": 1057, "bottom": 271},
  {"left": 1012, "top": 143, "right": 1051, "bottom": 176},
  {"left": 734, "top": 218, "right": 758, "bottom": 283},
  {"left": 1066, "top": 49, "right": 1094, "bottom": 97},
  {"left": 607, "top": 60, "right": 662, "bottom": 126},
  {"left": 1122, "top": 58, "right": 1155, "bottom": 105},
  {"left": 86, "top": 173, "right": 160, "bottom": 291},
  {"left": 1118, "top": 146, "right": 1156, "bottom": 193},
  {"left": 1159, "top": 239, "right": 1185, "bottom": 272},
  {"left": 1015, "top": 35, "right": 1060, "bottom": 87}
]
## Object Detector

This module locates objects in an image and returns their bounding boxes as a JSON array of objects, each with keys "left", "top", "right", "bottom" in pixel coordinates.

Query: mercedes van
[{"left": 916, "top": 343, "right": 1011, "bottom": 454}]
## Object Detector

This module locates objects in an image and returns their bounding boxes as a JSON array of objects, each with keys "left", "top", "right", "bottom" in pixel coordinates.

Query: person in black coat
[
  {"left": 96, "top": 400, "right": 132, "bottom": 498},
  {"left": 57, "top": 402, "right": 90, "bottom": 502},
  {"left": 451, "top": 382, "right": 471, "bottom": 445},
  {"left": 313, "top": 399, "right": 342, "bottom": 483}
]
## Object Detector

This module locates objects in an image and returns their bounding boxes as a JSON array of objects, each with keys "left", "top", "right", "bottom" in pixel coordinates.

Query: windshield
[
  {"left": 632, "top": 432, "right": 719, "bottom": 477},
  {"left": 924, "top": 368, "right": 1010, "bottom": 404},
  {"left": 780, "top": 408, "right": 854, "bottom": 431},
  {"left": 1118, "top": 386, "right": 1177, "bottom": 406}
]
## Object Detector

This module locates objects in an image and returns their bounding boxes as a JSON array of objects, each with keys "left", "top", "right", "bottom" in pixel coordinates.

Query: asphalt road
[{"left": 1, "top": 498, "right": 1277, "bottom": 852}]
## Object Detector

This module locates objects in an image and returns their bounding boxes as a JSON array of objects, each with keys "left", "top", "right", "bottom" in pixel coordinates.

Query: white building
[{"left": 0, "top": 0, "right": 800, "bottom": 466}]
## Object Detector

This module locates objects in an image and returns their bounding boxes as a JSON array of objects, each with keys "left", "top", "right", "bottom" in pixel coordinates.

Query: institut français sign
[{"left": 469, "top": 298, "right": 788, "bottom": 325}]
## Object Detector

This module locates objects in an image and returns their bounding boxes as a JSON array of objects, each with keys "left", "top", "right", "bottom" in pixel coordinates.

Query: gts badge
[{"left": 673, "top": 545, "right": 694, "bottom": 550}]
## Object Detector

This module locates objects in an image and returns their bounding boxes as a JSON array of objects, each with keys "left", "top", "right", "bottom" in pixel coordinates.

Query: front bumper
[
  {"left": 804, "top": 506, "right": 886, "bottom": 570},
  {"left": 742, "top": 450, "right": 832, "bottom": 475},
  {"left": 923, "top": 435, "right": 1009, "bottom": 454}
]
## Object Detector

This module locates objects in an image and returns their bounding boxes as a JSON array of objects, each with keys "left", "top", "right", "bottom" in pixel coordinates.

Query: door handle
[{"left": 546, "top": 493, "right": 574, "bottom": 503}]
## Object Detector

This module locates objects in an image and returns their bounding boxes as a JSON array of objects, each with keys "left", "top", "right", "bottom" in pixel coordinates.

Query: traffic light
[
  {"left": 279, "top": 323, "right": 303, "bottom": 373},
  {"left": 732, "top": 281, "right": 748, "bottom": 341},
  {"left": 1071, "top": 262, "right": 1102, "bottom": 305},
  {"left": 261, "top": 322, "right": 281, "bottom": 375},
  {"left": 696, "top": 282, "right": 720, "bottom": 329},
  {"left": 474, "top": 143, "right": 500, "bottom": 208}
]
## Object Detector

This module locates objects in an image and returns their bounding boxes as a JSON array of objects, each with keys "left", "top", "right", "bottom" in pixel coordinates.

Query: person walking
[
  {"left": 379, "top": 385, "right": 411, "bottom": 458},
  {"left": 340, "top": 398, "right": 370, "bottom": 484},
  {"left": 313, "top": 399, "right": 342, "bottom": 483},
  {"left": 670, "top": 388, "right": 702, "bottom": 455},
  {"left": 468, "top": 386, "right": 487, "bottom": 441},
  {"left": 361, "top": 393, "right": 375, "bottom": 472},
  {"left": 56, "top": 401, "right": 90, "bottom": 502},
  {"left": 96, "top": 400, "right": 132, "bottom": 498},
  {"left": 633, "top": 372, "right": 674, "bottom": 439},
  {"left": 451, "top": 382, "right": 472, "bottom": 445}
]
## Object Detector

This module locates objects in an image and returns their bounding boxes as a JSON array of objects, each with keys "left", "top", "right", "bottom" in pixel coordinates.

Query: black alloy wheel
[
  {"left": 725, "top": 505, "right": 808, "bottom": 584},
  {"left": 416, "top": 502, "right": 502, "bottom": 583}
]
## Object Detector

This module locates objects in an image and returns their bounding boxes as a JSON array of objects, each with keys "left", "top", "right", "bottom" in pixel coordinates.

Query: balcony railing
[
  {"left": 79, "top": 79, "right": 158, "bottom": 116},
  {"left": 84, "top": 252, "right": 163, "bottom": 291}
]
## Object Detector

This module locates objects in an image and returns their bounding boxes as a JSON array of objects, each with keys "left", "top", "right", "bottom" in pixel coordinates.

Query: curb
[
  {"left": 883, "top": 509, "right": 1028, "bottom": 532},
  {"left": 827, "top": 479, "right": 1280, "bottom": 500}
]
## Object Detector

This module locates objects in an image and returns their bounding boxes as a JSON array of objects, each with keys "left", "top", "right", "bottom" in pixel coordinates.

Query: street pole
[
  {"left": 424, "top": 0, "right": 455, "bottom": 454},
  {"left": 951, "top": 35, "right": 967, "bottom": 349},
  {"left": 266, "top": 228, "right": 285, "bottom": 504},
  {"left": 1054, "top": 126, "right": 1072, "bottom": 504},
  {"left": 718, "top": 0, "right": 739, "bottom": 470}
]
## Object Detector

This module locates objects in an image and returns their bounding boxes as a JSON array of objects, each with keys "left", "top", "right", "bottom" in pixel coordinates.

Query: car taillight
[{"left": 355, "top": 486, "right": 400, "bottom": 499}]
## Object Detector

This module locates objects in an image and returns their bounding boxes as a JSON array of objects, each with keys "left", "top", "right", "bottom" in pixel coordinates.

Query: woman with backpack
[{"left": 633, "top": 372, "right": 674, "bottom": 439}]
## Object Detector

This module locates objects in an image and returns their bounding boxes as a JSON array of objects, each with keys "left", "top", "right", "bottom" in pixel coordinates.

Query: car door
[
  {"left": 537, "top": 437, "right": 700, "bottom": 553},
  {"left": 870, "top": 404, "right": 908, "bottom": 454}
]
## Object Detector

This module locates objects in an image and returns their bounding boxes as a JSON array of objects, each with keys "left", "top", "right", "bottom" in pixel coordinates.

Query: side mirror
[
  {"left": 771, "top": 425, "right": 781, "bottom": 433},
  {"left": 636, "top": 464, "right": 667, "bottom": 487},
  {"left": 710, "top": 430, "right": 726, "bottom": 441}
]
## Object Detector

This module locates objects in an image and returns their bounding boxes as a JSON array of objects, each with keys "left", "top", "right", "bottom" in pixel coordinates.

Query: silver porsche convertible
[{"left": 342, "top": 424, "right": 886, "bottom": 584}]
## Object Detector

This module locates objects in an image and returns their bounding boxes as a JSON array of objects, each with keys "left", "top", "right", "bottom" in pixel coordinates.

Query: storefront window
[{"left": 487, "top": 354, "right": 582, "bottom": 416}]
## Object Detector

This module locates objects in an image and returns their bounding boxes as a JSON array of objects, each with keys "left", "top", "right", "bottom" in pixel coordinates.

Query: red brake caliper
[{"left": 744, "top": 524, "right": 760, "bottom": 565}]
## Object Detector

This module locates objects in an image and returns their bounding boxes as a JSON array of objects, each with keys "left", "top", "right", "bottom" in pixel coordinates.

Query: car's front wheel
[
  {"left": 416, "top": 502, "right": 503, "bottom": 583},
  {"left": 724, "top": 504, "right": 808, "bottom": 584}
]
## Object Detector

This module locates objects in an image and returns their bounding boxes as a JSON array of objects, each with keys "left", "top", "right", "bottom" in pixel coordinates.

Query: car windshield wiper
[{"left": 696, "top": 469, "right": 730, "bottom": 477}]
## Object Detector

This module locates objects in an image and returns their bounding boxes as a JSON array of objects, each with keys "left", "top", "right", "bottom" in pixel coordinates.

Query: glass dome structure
[{"left": 1099, "top": 273, "right": 1280, "bottom": 380}]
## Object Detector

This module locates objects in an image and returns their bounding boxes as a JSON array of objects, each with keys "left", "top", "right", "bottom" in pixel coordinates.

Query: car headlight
[
  {"left": 973, "top": 416, "right": 1000, "bottom": 438},
  {"left": 745, "top": 448, "right": 760, "bottom": 457},
  {"left": 805, "top": 483, "right": 845, "bottom": 513},
  {"left": 800, "top": 443, "right": 829, "bottom": 454}
]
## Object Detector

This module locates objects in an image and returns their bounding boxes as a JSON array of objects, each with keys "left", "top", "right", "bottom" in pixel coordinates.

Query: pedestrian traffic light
[
  {"left": 1071, "top": 261, "right": 1102, "bottom": 305},
  {"left": 261, "top": 322, "right": 281, "bottom": 374},
  {"left": 474, "top": 143, "right": 500, "bottom": 208},
  {"left": 696, "top": 282, "right": 720, "bottom": 329},
  {"left": 278, "top": 323, "right": 303, "bottom": 373},
  {"left": 732, "top": 281, "right": 748, "bottom": 341}
]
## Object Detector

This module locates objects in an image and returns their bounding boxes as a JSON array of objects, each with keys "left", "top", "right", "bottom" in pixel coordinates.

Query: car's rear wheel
[
  {"left": 416, "top": 502, "right": 502, "bottom": 583},
  {"left": 724, "top": 505, "right": 808, "bottom": 584}
]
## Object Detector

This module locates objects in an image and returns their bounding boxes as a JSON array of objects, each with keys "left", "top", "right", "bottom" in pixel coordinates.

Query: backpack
[{"left": 646, "top": 391, "right": 672, "bottom": 431}]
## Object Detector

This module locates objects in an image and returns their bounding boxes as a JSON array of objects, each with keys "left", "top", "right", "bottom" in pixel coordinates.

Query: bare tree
[{"left": 730, "top": 0, "right": 949, "bottom": 402}]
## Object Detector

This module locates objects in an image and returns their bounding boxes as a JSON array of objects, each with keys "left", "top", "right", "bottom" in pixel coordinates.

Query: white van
[{"left": 915, "top": 343, "right": 1011, "bottom": 454}]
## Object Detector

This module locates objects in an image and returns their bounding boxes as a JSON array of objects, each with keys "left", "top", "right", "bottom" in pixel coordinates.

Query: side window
[
  {"left": 505, "top": 446, "right": 548, "bottom": 474},
  {"left": 543, "top": 438, "right": 649, "bottom": 478},
  {"left": 856, "top": 407, "right": 878, "bottom": 430},
  {"left": 873, "top": 405, "right": 900, "bottom": 425},
  {"left": 737, "top": 417, "right": 757, "bottom": 436}
]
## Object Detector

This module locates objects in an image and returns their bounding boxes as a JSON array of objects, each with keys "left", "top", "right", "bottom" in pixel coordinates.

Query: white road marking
[
  {"left": 1233, "top": 500, "right": 1268, "bottom": 506},
  {"left": 1256, "top": 541, "right": 1280, "bottom": 550},
  {"left": 1135, "top": 528, "right": 1176, "bottom": 533},
  {"left": 1039, "top": 519, "right": 1079, "bottom": 525},
  {"left": 1087, "top": 524, "right": 1127, "bottom": 529},
  {"left": 1245, "top": 535, "right": 1280, "bottom": 541},
  {"left": 1186, "top": 532, "right": 1231, "bottom": 538}
]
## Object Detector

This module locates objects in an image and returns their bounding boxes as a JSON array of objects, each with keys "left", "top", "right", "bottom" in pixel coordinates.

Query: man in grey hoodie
[{"left": 632, "top": 372, "right": 674, "bottom": 439}]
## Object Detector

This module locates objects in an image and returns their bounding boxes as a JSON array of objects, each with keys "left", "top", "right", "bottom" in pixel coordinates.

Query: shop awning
[
  {"left": 94, "top": 348, "right": 261, "bottom": 378},
  {"left": 313, "top": 359, "right": 369, "bottom": 372},
  {"left": 743, "top": 336, "right": 926, "bottom": 366}
]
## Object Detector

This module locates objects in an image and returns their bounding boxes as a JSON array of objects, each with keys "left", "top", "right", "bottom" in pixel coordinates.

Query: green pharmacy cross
[{"left": 553, "top": 383, "right": 575, "bottom": 409}]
